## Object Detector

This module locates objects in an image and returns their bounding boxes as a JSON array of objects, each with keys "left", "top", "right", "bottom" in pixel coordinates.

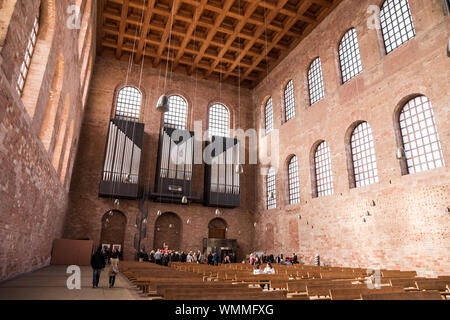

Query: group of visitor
[
  {"left": 247, "top": 252, "right": 301, "bottom": 265},
  {"left": 136, "top": 249, "right": 236, "bottom": 266},
  {"left": 90, "top": 246, "right": 120, "bottom": 289}
]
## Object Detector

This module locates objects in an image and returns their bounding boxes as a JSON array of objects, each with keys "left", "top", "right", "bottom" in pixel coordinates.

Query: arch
[
  {"left": 345, "top": 121, "right": 379, "bottom": 188},
  {"left": 60, "top": 119, "right": 74, "bottom": 185},
  {"left": 51, "top": 94, "right": 70, "bottom": 171},
  {"left": 208, "top": 103, "right": 230, "bottom": 137},
  {"left": 114, "top": 86, "right": 142, "bottom": 121},
  {"left": 310, "top": 140, "right": 333, "bottom": 198},
  {"left": 395, "top": 95, "right": 445, "bottom": 175},
  {"left": 40, "top": 53, "right": 64, "bottom": 151},
  {"left": 380, "top": 0, "right": 415, "bottom": 54},
  {"left": 153, "top": 212, "right": 182, "bottom": 250},
  {"left": 21, "top": 0, "right": 56, "bottom": 118},
  {"left": 100, "top": 210, "right": 127, "bottom": 253},
  {"left": 307, "top": 57, "right": 325, "bottom": 105},
  {"left": 208, "top": 218, "right": 228, "bottom": 239},
  {"left": 338, "top": 28, "right": 363, "bottom": 83},
  {"left": 164, "top": 94, "right": 188, "bottom": 130},
  {"left": 283, "top": 79, "right": 296, "bottom": 122}
]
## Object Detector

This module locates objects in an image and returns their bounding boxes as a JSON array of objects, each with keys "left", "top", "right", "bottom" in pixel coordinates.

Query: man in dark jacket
[
  {"left": 292, "top": 253, "right": 298, "bottom": 264},
  {"left": 181, "top": 251, "right": 187, "bottom": 263},
  {"left": 91, "top": 246, "right": 106, "bottom": 288},
  {"left": 207, "top": 252, "right": 214, "bottom": 265}
]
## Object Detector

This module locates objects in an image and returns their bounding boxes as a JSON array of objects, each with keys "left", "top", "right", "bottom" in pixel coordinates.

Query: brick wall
[
  {"left": 64, "top": 56, "right": 256, "bottom": 261},
  {"left": 251, "top": 0, "right": 450, "bottom": 274},
  {"left": 0, "top": 0, "right": 95, "bottom": 281}
]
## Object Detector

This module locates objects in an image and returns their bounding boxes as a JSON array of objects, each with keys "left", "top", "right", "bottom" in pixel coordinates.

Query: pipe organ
[
  {"left": 204, "top": 136, "right": 241, "bottom": 207},
  {"left": 99, "top": 118, "right": 144, "bottom": 199},
  {"left": 152, "top": 127, "right": 197, "bottom": 203}
]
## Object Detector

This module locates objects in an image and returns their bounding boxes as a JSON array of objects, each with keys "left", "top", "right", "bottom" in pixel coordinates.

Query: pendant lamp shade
[
  {"left": 156, "top": 94, "right": 170, "bottom": 113},
  {"left": 215, "top": 208, "right": 221, "bottom": 216},
  {"left": 234, "top": 164, "right": 244, "bottom": 174},
  {"left": 181, "top": 196, "right": 188, "bottom": 204}
]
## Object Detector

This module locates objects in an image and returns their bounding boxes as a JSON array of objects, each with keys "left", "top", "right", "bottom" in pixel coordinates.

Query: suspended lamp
[
  {"left": 181, "top": 196, "right": 188, "bottom": 204},
  {"left": 108, "top": 210, "right": 114, "bottom": 216},
  {"left": 156, "top": 94, "right": 170, "bottom": 113},
  {"left": 269, "top": 191, "right": 275, "bottom": 200},
  {"left": 396, "top": 147, "right": 406, "bottom": 160},
  {"left": 114, "top": 199, "right": 120, "bottom": 208},
  {"left": 234, "top": 164, "right": 244, "bottom": 175},
  {"left": 215, "top": 208, "right": 221, "bottom": 216},
  {"left": 157, "top": 210, "right": 162, "bottom": 216},
  {"left": 186, "top": 218, "right": 191, "bottom": 225}
]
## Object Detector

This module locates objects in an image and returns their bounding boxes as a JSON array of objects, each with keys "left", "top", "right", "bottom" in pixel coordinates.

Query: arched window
[
  {"left": 16, "top": 15, "right": 39, "bottom": 96},
  {"left": 209, "top": 103, "right": 229, "bottom": 137},
  {"left": 288, "top": 156, "right": 300, "bottom": 204},
  {"left": 164, "top": 95, "right": 188, "bottom": 130},
  {"left": 265, "top": 97, "right": 273, "bottom": 135},
  {"left": 284, "top": 80, "right": 296, "bottom": 122},
  {"left": 313, "top": 141, "right": 333, "bottom": 197},
  {"left": 307, "top": 57, "right": 325, "bottom": 105},
  {"left": 380, "top": 0, "right": 415, "bottom": 54},
  {"left": 266, "top": 166, "right": 276, "bottom": 209},
  {"left": 350, "top": 122, "right": 379, "bottom": 187},
  {"left": 339, "top": 28, "right": 363, "bottom": 83},
  {"left": 115, "top": 86, "right": 142, "bottom": 121},
  {"left": 399, "top": 96, "right": 444, "bottom": 174}
]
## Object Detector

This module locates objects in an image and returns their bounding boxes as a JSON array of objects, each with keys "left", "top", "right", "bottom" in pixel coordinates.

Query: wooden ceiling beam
[
  {"left": 134, "top": 0, "right": 156, "bottom": 62},
  {"left": 153, "top": 0, "right": 183, "bottom": 67},
  {"left": 172, "top": 0, "right": 208, "bottom": 69},
  {"left": 220, "top": 0, "right": 289, "bottom": 80},
  {"left": 241, "top": 0, "right": 315, "bottom": 83},
  {"left": 115, "top": 0, "right": 130, "bottom": 59},
  {"left": 189, "top": 0, "right": 235, "bottom": 74},
  {"left": 204, "top": 1, "right": 260, "bottom": 78}
]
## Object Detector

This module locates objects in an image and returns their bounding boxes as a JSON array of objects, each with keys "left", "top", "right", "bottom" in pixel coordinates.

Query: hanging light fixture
[
  {"left": 108, "top": 210, "right": 114, "bottom": 217},
  {"left": 396, "top": 147, "right": 406, "bottom": 160},
  {"left": 234, "top": 164, "right": 244, "bottom": 175},
  {"left": 114, "top": 199, "right": 120, "bottom": 208},
  {"left": 143, "top": 218, "right": 147, "bottom": 224},
  {"left": 157, "top": 210, "right": 162, "bottom": 216},
  {"left": 253, "top": 222, "right": 257, "bottom": 228},
  {"left": 181, "top": 196, "right": 188, "bottom": 204},
  {"left": 186, "top": 218, "right": 191, "bottom": 225},
  {"left": 215, "top": 208, "right": 221, "bottom": 216},
  {"left": 169, "top": 224, "right": 173, "bottom": 229},
  {"left": 156, "top": 94, "right": 170, "bottom": 113}
]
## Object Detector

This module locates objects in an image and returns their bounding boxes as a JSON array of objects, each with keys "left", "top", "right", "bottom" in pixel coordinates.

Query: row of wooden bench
[{"left": 120, "top": 261, "right": 449, "bottom": 300}]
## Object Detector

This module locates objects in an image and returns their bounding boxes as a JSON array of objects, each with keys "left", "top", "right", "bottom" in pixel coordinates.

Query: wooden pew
[
  {"left": 362, "top": 291, "right": 443, "bottom": 300},
  {"left": 166, "top": 290, "right": 289, "bottom": 300},
  {"left": 415, "top": 280, "right": 449, "bottom": 292},
  {"left": 330, "top": 286, "right": 405, "bottom": 300},
  {"left": 164, "top": 287, "right": 263, "bottom": 299},
  {"left": 155, "top": 283, "right": 251, "bottom": 296}
]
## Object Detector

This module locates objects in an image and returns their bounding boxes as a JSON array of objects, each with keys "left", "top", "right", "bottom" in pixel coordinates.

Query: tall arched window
[
  {"left": 209, "top": 103, "right": 229, "bottom": 137},
  {"left": 115, "top": 86, "right": 142, "bottom": 121},
  {"left": 284, "top": 80, "right": 296, "bottom": 122},
  {"left": 164, "top": 95, "right": 188, "bottom": 130},
  {"left": 350, "top": 122, "right": 379, "bottom": 187},
  {"left": 288, "top": 156, "right": 300, "bottom": 204},
  {"left": 399, "top": 96, "right": 444, "bottom": 174},
  {"left": 313, "top": 141, "right": 333, "bottom": 197},
  {"left": 16, "top": 15, "right": 39, "bottom": 96},
  {"left": 307, "top": 57, "right": 325, "bottom": 105},
  {"left": 265, "top": 97, "right": 274, "bottom": 135},
  {"left": 339, "top": 28, "right": 363, "bottom": 83},
  {"left": 266, "top": 166, "right": 276, "bottom": 209},
  {"left": 380, "top": 0, "right": 415, "bottom": 54}
]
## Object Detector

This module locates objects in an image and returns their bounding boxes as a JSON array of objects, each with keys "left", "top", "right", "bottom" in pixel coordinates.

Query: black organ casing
[
  {"left": 152, "top": 127, "right": 195, "bottom": 203},
  {"left": 204, "top": 136, "right": 241, "bottom": 208},
  {"left": 99, "top": 118, "right": 144, "bottom": 199}
]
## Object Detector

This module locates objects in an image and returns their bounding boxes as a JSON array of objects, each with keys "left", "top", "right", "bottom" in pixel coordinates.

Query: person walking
[
  {"left": 109, "top": 249, "right": 119, "bottom": 288},
  {"left": 91, "top": 246, "right": 106, "bottom": 288}
]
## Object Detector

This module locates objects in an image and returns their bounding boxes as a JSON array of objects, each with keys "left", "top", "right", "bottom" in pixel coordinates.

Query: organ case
[
  {"left": 151, "top": 127, "right": 198, "bottom": 203},
  {"left": 204, "top": 136, "right": 241, "bottom": 207},
  {"left": 99, "top": 118, "right": 144, "bottom": 199}
]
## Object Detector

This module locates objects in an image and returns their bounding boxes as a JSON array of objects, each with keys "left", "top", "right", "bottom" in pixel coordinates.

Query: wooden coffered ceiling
[{"left": 97, "top": 0, "right": 343, "bottom": 88}]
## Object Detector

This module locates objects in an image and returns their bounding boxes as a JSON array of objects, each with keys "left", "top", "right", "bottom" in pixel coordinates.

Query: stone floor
[{"left": 0, "top": 265, "right": 151, "bottom": 300}]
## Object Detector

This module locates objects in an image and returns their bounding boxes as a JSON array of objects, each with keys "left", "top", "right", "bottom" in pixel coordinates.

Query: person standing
[
  {"left": 91, "top": 246, "right": 106, "bottom": 288},
  {"left": 154, "top": 249, "right": 162, "bottom": 265},
  {"left": 109, "top": 249, "right": 119, "bottom": 288}
]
